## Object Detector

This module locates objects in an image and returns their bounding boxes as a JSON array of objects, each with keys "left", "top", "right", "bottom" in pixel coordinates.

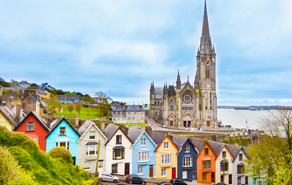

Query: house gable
[
  {"left": 155, "top": 135, "right": 179, "bottom": 152},
  {"left": 131, "top": 131, "right": 156, "bottom": 149},
  {"left": 15, "top": 111, "right": 49, "bottom": 132},
  {"left": 105, "top": 127, "right": 133, "bottom": 146},
  {"left": 46, "top": 117, "right": 80, "bottom": 138},
  {"left": 77, "top": 123, "right": 107, "bottom": 143}
]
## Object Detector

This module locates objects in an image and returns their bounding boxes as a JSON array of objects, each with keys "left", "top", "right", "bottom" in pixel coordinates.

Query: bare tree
[
  {"left": 94, "top": 91, "right": 111, "bottom": 118},
  {"left": 67, "top": 104, "right": 74, "bottom": 114},
  {"left": 75, "top": 103, "right": 82, "bottom": 114}
]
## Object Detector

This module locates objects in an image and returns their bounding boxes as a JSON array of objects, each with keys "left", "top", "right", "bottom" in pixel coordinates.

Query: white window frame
[
  {"left": 56, "top": 142, "right": 70, "bottom": 150},
  {"left": 161, "top": 169, "right": 166, "bottom": 177},
  {"left": 59, "top": 127, "right": 66, "bottom": 135},
  {"left": 84, "top": 161, "right": 90, "bottom": 170},
  {"left": 98, "top": 160, "right": 103, "bottom": 168},
  {"left": 164, "top": 142, "right": 169, "bottom": 150},
  {"left": 185, "top": 145, "right": 190, "bottom": 153},
  {"left": 10, "top": 96, "right": 13, "bottom": 101},
  {"left": 32, "top": 137, "right": 38, "bottom": 144},
  {"left": 141, "top": 138, "right": 146, "bottom": 146},
  {"left": 89, "top": 131, "right": 95, "bottom": 139},
  {"left": 27, "top": 122, "right": 34, "bottom": 131},
  {"left": 138, "top": 151, "right": 149, "bottom": 162},
  {"left": 182, "top": 171, "right": 187, "bottom": 179},
  {"left": 161, "top": 154, "right": 171, "bottom": 164},
  {"left": 86, "top": 145, "right": 98, "bottom": 156},
  {"left": 138, "top": 166, "right": 143, "bottom": 175},
  {"left": 183, "top": 157, "right": 192, "bottom": 167}
]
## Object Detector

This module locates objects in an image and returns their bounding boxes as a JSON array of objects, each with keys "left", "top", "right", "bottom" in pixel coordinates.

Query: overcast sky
[{"left": 0, "top": 0, "right": 291, "bottom": 106}]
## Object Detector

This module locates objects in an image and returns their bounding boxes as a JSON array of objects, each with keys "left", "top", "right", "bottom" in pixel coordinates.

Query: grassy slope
[
  {"left": 0, "top": 126, "right": 96, "bottom": 185},
  {"left": 55, "top": 106, "right": 101, "bottom": 119}
]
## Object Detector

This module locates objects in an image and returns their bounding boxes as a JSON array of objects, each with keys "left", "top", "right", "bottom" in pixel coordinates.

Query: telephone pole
[{"left": 95, "top": 140, "right": 101, "bottom": 177}]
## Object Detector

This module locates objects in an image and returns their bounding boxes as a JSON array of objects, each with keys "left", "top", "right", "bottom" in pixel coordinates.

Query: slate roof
[
  {"left": 15, "top": 111, "right": 49, "bottom": 131},
  {"left": 172, "top": 134, "right": 188, "bottom": 149},
  {"left": 0, "top": 106, "right": 26, "bottom": 126},
  {"left": 46, "top": 116, "right": 80, "bottom": 138},
  {"left": 78, "top": 120, "right": 94, "bottom": 136},
  {"left": 208, "top": 140, "right": 225, "bottom": 155},
  {"left": 226, "top": 143, "right": 240, "bottom": 158},
  {"left": 112, "top": 107, "right": 126, "bottom": 112},
  {"left": 190, "top": 138, "right": 206, "bottom": 152},
  {"left": 151, "top": 131, "right": 166, "bottom": 145},
  {"left": 168, "top": 85, "right": 176, "bottom": 97},
  {"left": 128, "top": 127, "right": 144, "bottom": 143},
  {"left": 56, "top": 95, "right": 80, "bottom": 100},
  {"left": 104, "top": 123, "right": 119, "bottom": 139},
  {"left": 127, "top": 105, "right": 144, "bottom": 112},
  {"left": 154, "top": 87, "right": 163, "bottom": 99}
]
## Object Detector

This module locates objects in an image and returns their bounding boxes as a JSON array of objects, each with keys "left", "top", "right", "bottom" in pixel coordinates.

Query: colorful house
[
  {"left": 15, "top": 111, "right": 50, "bottom": 152},
  {"left": 155, "top": 134, "right": 179, "bottom": 180},
  {"left": 129, "top": 127, "right": 157, "bottom": 178},
  {"left": 215, "top": 144, "right": 237, "bottom": 184},
  {"left": 196, "top": 139, "right": 219, "bottom": 184},
  {"left": 104, "top": 124, "right": 133, "bottom": 175},
  {"left": 176, "top": 137, "right": 199, "bottom": 182},
  {"left": 77, "top": 120, "right": 107, "bottom": 174},
  {"left": 46, "top": 116, "right": 80, "bottom": 165},
  {"left": 233, "top": 147, "right": 250, "bottom": 184},
  {"left": 0, "top": 105, "right": 25, "bottom": 131}
]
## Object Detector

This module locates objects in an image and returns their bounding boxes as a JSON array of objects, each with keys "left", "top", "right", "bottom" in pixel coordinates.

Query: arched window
[
  {"left": 210, "top": 92, "right": 212, "bottom": 109},
  {"left": 199, "top": 103, "right": 202, "bottom": 111},
  {"left": 155, "top": 101, "right": 156, "bottom": 105},
  {"left": 205, "top": 92, "right": 207, "bottom": 109},
  {"left": 206, "top": 66, "right": 210, "bottom": 78}
]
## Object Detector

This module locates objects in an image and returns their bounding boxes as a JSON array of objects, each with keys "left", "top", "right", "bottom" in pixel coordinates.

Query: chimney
[
  {"left": 145, "top": 126, "right": 152, "bottom": 138},
  {"left": 0, "top": 85, "right": 3, "bottom": 97},
  {"left": 167, "top": 132, "right": 173, "bottom": 141},
  {"left": 16, "top": 101, "right": 21, "bottom": 123},
  {"left": 101, "top": 119, "right": 105, "bottom": 133},
  {"left": 75, "top": 114, "right": 79, "bottom": 128},
  {"left": 123, "top": 126, "right": 128, "bottom": 136}
]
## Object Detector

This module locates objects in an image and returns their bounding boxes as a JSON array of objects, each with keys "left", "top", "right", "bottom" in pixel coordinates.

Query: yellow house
[
  {"left": 155, "top": 135, "right": 179, "bottom": 179},
  {"left": 0, "top": 106, "right": 15, "bottom": 131}
]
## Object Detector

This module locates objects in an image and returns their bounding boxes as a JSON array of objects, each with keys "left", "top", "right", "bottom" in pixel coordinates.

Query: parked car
[
  {"left": 216, "top": 183, "right": 227, "bottom": 185},
  {"left": 157, "top": 181, "right": 172, "bottom": 185},
  {"left": 98, "top": 172, "right": 119, "bottom": 183},
  {"left": 126, "top": 174, "right": 146, "bottom": 184},
  {"left": 169, "top": 179, "right": 187, "bottom": 185}
]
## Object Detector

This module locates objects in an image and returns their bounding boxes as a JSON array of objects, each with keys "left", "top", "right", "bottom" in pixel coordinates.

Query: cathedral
[{"left": 149, "top": 2, "right": 218, "bottom": 128}]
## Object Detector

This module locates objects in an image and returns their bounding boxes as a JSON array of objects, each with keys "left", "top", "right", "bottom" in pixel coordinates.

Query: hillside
[{"left": 0, "top": 126, "right": 96, "bottom": 185}]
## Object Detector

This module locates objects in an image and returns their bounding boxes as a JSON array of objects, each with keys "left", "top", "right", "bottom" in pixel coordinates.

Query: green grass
[
  {"left": 118, "top": 123, "right": 149, "bottom": 127},
  {"left": 178, "top": 134, "right": 196, "bottom": 137},
  {"left": 55, "top": 106, "right": 102, "bottom": 119}
]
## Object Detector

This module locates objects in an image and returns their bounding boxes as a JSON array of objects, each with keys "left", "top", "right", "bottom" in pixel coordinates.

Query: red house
[{"left": 15, "top": 111, "right": 50, "bottom": 152}]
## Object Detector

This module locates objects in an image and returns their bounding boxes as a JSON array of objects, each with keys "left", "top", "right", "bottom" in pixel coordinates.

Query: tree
[
  {"left": 75, "top": 103, "right": 82, "bottom": 114},
  {"left": 46, "top": 94, "right": 61, "bottom": 117},
  {"left": 245, "top": 107, "right": 292, "bottom": 185},
  {"left": 67, "top": 104, "right": 74, "bottom": 114},
  {"left": 47, "top": 147, "right": 73, "bottom": 165},
  {"left": 41, "top": 83, "right": 48, "bottom": 89},
  {"left": 94, "top": 91, "right": 111, "bottom": 118}
]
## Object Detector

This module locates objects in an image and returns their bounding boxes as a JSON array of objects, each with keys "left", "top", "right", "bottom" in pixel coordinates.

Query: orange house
[
  {"left": 197, "top": 139, "right": 217, "bottom": 183},
  {"left": 15, "top": 111, "right": 50, "bottom": 152}
]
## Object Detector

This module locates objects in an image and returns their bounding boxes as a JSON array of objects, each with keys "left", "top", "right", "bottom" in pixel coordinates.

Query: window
[
  {"left": 28, "top": 98, "right": 31, "bottom": 104},
  {"left": 229, "top": 174, "right": 232, "bottom": 184},
  {"left": 56, "top": 142, "right": 70, "bottom": 150},
  {"left": 164, "top": 142, "right": 169, "bottom": 150},
  {"left": 206, "top": 66, "right": 210, "bottom": 78},
  {"left": 32, "top": 137, "right": 38, "bottom": 144},
  {"left": 22, "top": 103, "right": 26, "bottom": 109},
  {"left": 141, "top": 138, "right": 146, "bottom": 146},
  {"left": 245, "top": 176, "right": 248, "bottom": 184},
  {"left": 84, "top": 161, "right": 90, "bottom": 170},
  {"left": 161, "top": 169, "right": 166, "bottom": 177},
  {"left": 27, "top": 122, "right": 34, "bottom": 131},
  {"left": 2, "top": 101, "right": 6, "bottom": 105},
  {"left": 98, "top": 160, "right": 103, "bottom": 168},
  {"left": 11, "top": 105, "right": 14, "bottom": 109},
  {"left": 10, "top": 96, "right": 13, "bottom": 101},
  {"left": 182, "top": 171, "right": 187, "bottom": 179},
  {"left": 238, "top": 177, "right": 241, "bottom": 184},
  {"left": 161, "top": 155, "right": 171, "bottom": 164},
  {"left": 183, "top": 157, "right": 192, "bottom": 167},
  {"left": 202, "top": 172, "right": 207, "bottom": 180},
  {"left": 89, "top": 131, "right": 95, "bottom": 139},
  {"left": 116, "top": 135, "right": 122, "bottom": 144},
  {"left": 199, "top": 103, "right": 201, "bottom": 111},
  {"left": 220, "top": 161, "right": 228, "bottom": 171},
  {"left": 185, "top": 145, "right": 190, "bottom": 153},
  {"left": 113, "top": 149, "right": 124, "bottom": 159},
  {"left": 202, "top": 160, "right": 211, "bottom": 168},
  {"left": 204, "top": 148, "right": 209, "bottom": 155},
  {"left": 59, "top": 127, "right": 66, "bottom": 135},
  {"left": 237, "top": 164, "right": 245, "bottom": 174},
  {"left": 138, "top": 151, "right": 149, "bottom": 162},
  {"left": 112, "top": 164, "right": 118, "bottom": 173},
  {"left": 222, "top": 151, "right": 226, "bottom": 158},
  {"left": 138, "top": 166, "right": 143, "bottom": 175},
  {"left": 128, "top": 112, "right": 130, "bottom": 115},
  {"left": 86, "top": 145, "right": 98, "bottom": 155},
  {"left": 134, "top": 112, "right": 136, "bottom": 115},
  {"left": 132, "top": 117, "right": 135, "bottom": 120},
  {"left": 239, "top": 153, "right": 243, "bottom": 161}
]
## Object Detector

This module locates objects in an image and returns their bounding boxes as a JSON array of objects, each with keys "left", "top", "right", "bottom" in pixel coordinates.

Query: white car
[{"left": 98, "top": 172, "right": 119, "bottom": 183}]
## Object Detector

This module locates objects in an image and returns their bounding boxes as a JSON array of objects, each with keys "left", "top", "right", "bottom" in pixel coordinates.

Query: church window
[
  {"left": 199, "top": 104, "right": 202, "bottom": 111},
  {"left": 155, "top": 101, "right": 156, "bottom": 105},
  {"left": 206, "top": 66, "right": 210, "bottom": 78},
  {"left": 200, "top": 113, "right": 201, "bottom": 120},
  {"left": 156, "top": 112, "right": 158, "bottom": 116},
  {"left": 210, "top": 92, "right": 212, "bottom": 98}
]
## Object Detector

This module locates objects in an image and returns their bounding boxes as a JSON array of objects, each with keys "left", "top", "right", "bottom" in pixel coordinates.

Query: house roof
[
  {"left": 128, "top": 127, "right": 144, "bottom": 143},
  {"left": 151, "top": 131, "right": 166, "bottom": 145},
  {"left": 190, "top": 138, "right": 205, "bottom": 152},
  {"left": 208, "top": 140, "right": 225, "bottom": 155},
  {"left": 177, "top": 137, "right": 199, "bottom": 154},
  {"left": 104, "top": 123, "right": 133, "bottom": 145},
  {"left": 127, "top": 105, "right": 145, "bottom": 112},
  {"left": 0, "top": 106, "right": 25, "bottom": 126},
  {"left": 46, "top": 116, "right": 80, "bottom": 138},
  {"left": 15, "top": 111, "right": 49, "bottom": 132},
  {"left": 226, "top": 143, "right": 240, "bottom": 159},
  {"left": 77, "top": 120, "right": 107, "bottom": 143},
  {"left": 56, "top": 95, "right": 80, "bottom": 100},
  {"left": 172, "top": 134, "right": 188, "bottom": 149},
  {"left": 112, "top": 107, "right": 126, "bottom": 112},
  {"left": 155, "top": 135, "right": 179, "bottom": 152}
]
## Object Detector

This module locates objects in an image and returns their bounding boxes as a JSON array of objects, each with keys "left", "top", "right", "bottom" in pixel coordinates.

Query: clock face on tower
[
  {"left": 182, "top": 92, "right": 193, "bottom": 104},
  {"left": 207, "top": 84, "right": 210, "bottom": 89}
]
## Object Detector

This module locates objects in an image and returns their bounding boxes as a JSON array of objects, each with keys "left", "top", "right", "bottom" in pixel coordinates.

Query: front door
[
  {"left": 170, "top": 121, "right": 173, "bottom": 126},
  {"left": 211, "top": 172, "right": 215, "bottom": 183},
  {"left": 192, "top": 171, "right": 197, "bottom": 181},
  {"left": 125, "top": 163, "right": 130, "bottom": 175},
  {"left": 172, "top": 168, "right": 176, "bottom": 179},
  {"left": 207, "top": 121, "right": 210, "bottom": 127},
  {"left": 72, "top": 157, "right": 76, "bottom": 165},
  {"left": 188, "top": 121, "right": 191, "bottom": 127},
  {"left": 149, "top": 165, "right": 153, "bottom": 177},
  {"left": 184, "top": 121, "right": 187, "bottom": 127}
]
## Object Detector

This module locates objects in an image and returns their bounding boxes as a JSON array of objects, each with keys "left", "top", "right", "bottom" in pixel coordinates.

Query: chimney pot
[
  {"left": 75, "top": 114, "right": 79, "bottom": 127},
  {"left": 16, "top": 102, "right": 21, "bottom": 123}
]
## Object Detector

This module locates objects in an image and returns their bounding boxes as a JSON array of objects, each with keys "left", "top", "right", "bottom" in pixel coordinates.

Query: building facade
[{"left": 149, "top": 2, "right": 217, "bottom": 128}]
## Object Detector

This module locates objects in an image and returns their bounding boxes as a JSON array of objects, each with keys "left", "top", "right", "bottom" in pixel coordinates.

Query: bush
[
  {"left": 83, "top": 104, "right": 89, "bottom": 108},
  {"left": 47, "top": 147, "right": 74, "bottom": 165}
]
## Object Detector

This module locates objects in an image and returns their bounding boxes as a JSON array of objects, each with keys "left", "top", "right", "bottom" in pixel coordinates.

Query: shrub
[
  {"left": 66, "top": 104, "right": 74, "bottom": 114},
  {"left": 75, "top": 103, "right": 82, "bottom": 114},
  {"left": 47, "top": 147, "right": 74, "bottom": 165},
  {"left": 83, "top": 104, "right": 89, "bottom": 108}
]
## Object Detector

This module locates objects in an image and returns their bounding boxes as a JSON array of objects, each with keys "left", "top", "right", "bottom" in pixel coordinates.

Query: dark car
[
  {"left": 216, "top": 183, "right": 227, "bottom": 185},
  {"left": 169, "top": 179, "right": 187, "bottom": 185},
  {"left": 126, "top": 175, "right": 146, "bottom": 184},
  {"left": 157, "top": 181, "right": 172, "bottom": 185}
]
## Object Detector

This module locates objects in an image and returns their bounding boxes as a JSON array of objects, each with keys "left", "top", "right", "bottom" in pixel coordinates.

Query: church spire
[
  {"left": 200, "top": 0, "right": 212, "bottom": 53},
  {"left": 202, "top": 0, "right": 210, "bottom": 39},
  {"left": 176, "top": 70, "right": 181, "bottom": 89}
]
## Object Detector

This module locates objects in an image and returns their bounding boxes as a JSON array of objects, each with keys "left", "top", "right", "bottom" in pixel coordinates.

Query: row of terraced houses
[{"left": 0, "top": 106, "right": 262, "bottom": 185}]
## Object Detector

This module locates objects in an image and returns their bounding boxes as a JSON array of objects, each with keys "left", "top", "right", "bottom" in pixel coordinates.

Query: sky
[{"left": 0, "top": 0, "right": 292, "bottom": 106}]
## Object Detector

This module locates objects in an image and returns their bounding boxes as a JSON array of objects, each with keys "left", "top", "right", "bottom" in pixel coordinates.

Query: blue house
[
  {"left": 129, "top": 127, "right": 157, "bottom": 178},
  {"left": 174, "top": 136, "right": 199, "bottom": 182},
  {"left": 46, "top": 117, "right": 80, "bottom": 165}
]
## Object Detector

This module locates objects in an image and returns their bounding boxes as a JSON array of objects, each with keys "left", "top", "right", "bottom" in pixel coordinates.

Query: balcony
[
  {"left": 137, "top": 160, "right": 150, "bottom": 165},
  {"left": 160, "top": 163, "right": 173, "bottom": 168},
  {"left": 201, "top": 168, "right": 212, "bottom": 172}
]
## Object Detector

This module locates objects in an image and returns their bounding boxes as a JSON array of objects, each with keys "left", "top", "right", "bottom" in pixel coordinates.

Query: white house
[
  {"left": 104, "top": 123, "right": 133, "bottom": 175},
  {"left": 126, "top": 105, "right": 145, "bottom": 123},
  {"left": 77, "top": 120, "right": 107, "bottom": 174},
  {"left": 232, "top": 147, "right": 249, "bottom": 185}
]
